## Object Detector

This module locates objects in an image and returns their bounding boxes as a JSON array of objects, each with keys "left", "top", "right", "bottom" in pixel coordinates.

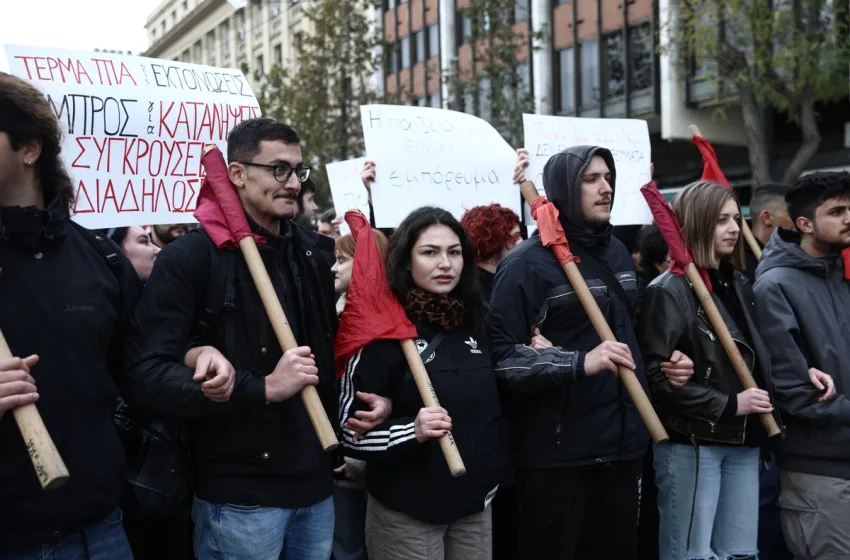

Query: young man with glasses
[{"left": 123, "top": 118, "right": 341, "bottom": 559}]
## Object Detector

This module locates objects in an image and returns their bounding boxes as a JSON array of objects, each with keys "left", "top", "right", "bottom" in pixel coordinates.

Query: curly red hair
[{"left": 461, "top": 204, "right": 521, "bottom": 263}]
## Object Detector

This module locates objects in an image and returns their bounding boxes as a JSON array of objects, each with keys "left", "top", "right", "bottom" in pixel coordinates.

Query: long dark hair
[{"left": 386, "top": 206, "right": 485, "bottom": 333}]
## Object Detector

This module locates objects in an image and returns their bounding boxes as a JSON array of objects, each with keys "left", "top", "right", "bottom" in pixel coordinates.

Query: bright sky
[{"left": 0, "top": 0, "right": 163, "bottom": 70}]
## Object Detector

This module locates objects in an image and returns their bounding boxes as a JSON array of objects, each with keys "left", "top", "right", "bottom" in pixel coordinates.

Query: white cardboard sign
[
  {"left": 522, "top": 114, "right": 653, "bottom": 226},
  {"left": 326, "top": 157, "right": 369, "bottom": 236},
  {"left": 361, "top": 104, "right": 521, "bottom": 227},
  {"left": 4, "top": 44, "right": 262, "bottom": 229}
]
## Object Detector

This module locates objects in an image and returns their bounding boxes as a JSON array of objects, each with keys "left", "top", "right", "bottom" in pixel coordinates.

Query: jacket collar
[{"left": 0, "top": 194, "right": 67, "bottom": 251}]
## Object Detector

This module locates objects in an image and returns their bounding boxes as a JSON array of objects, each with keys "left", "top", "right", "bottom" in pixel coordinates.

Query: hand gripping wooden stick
[
  {"left": 683, "top": 264, "right": 781, "bottom": 437},
  {"left": 239, "top": 236, "right": 340, "bottom": 451},
  {"left": 0, "top": 330, "right": 70, "bottom": 490},
  {"left": 689, "top": 125, "right": 762, "bottom": 261},
  {"left": 399, "top": 339, "right": 466, "bottom": 477},
  {"left": 520, "top": 181, "right": 669, "bottom": 443}
]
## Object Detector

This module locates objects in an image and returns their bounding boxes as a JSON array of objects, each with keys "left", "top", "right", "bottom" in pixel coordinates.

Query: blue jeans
[
  {"left": 192, "top": 496, "right": 334, "bottom": 560},
  {"left": 4, "top": 507, "right": 133, "bottom": 560},
  {"left": 655, "top": 442, "right": 760, "bottom": 560},
  {"left": 333, "top": 486, "right": 368, "bottom": 560}
]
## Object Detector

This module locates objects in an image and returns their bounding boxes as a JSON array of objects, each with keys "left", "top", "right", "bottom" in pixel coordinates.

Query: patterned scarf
[{"left": 403, "top": 289, "right": 466, "bottom": 332}]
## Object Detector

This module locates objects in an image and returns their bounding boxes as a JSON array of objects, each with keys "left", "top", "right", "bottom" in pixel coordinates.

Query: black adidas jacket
[
  {"left": 0, "top": 199, "right": 142, "bottom": 551},
  {"left": 122, "top": 220, "right": 339, "bottom": 509},
  {"left": 339, "top": 321, "right": 507, "bottom": 524},
  {"left": 489, "top": 145, "right": 650, "bottom": 470}
]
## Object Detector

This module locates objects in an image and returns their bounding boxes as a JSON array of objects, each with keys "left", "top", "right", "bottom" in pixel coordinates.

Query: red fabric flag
[
  {"left": 692, "top": 135, "right": 732, "bottom": 190},
  {"left": 842, "top": 247, "right": 850, "bottom": 280},
  {"left": 641, "top": 181, "right": 712, "bottom": 292},
  {"left": 334, "top": 210, "right": 418, "bottom": 378},
  {"left": 194, "top": 147, "right": 266, "bottom": 249},
  {"left": 529, "top": 196, "right": 578, "bottom": 266}
]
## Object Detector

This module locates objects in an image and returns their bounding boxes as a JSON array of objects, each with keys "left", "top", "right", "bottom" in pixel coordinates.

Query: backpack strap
[
  {"left": 70, "top": 221, "right": 123, "bottom": 277},
  {"left": 569, "top": 242, "right": 635, "bottom": 324},
  {"left": 195, "top": 229, "right": 237, "bottom": 340}
]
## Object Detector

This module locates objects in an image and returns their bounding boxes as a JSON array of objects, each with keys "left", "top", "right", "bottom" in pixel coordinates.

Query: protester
[
  {"left": 150, "top": 223, "right": 193, "bottom": 248},
  {"left": 460, "top": 203, "right": 522, "bottom": 303},
  {"left": 638, "top": 180, "right": 785, "bottom": 560},
  {"left": 744, "top": 183, "right": 793, "bottom": 280},
  {"left": 331, "top": 229, "right": 389, "bottom": 560},
  {"left": 754, "top": 171, "right": 850, "bottom": 560},
  {"left": 122, "top": 118, "right": 344, "bottom": 559},
  {"left": 318, "top": 209, "right": 342, "bottom": 238},
  {"left": 0, "top": 72, "right": 141, "bottom": 559},
  {"left": 489, "top": 146, "right": 693, "bottom": 559},
  {"left": 105, "top": 226, "right": 161, "bottom": 282},
  {"left": 339, "top": 206, "right": 507, "bottom": 560},
  {"left": 295, "top": 177, "right": 320, "bottom": 230}
]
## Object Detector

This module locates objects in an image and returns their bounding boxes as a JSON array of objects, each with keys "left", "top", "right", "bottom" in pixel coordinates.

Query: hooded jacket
[
  {"left": 753, "top": 228, "right": 850, "bottom": 480},
  {"left": 489, "top": 146, "right": 649, "bottom": 469},
  {"left": 0, "top": 198, "right": 142, "bottom": 551}
]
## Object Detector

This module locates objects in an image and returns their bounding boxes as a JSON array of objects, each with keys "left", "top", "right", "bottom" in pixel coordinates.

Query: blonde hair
[
  {"left": 672, "top": 181, "right": 745, "bottom": 270},
  {"left": 334, "top": 229, "right": 389, "bottom": 260}
]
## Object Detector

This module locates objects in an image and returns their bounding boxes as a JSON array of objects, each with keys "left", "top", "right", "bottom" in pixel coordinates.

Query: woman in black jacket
[
  {"left": 338, "top": 206, "right": 507, "bottom": 560},
  {"left": 638, "top": 181, "right": 781, "bottom": 560}
]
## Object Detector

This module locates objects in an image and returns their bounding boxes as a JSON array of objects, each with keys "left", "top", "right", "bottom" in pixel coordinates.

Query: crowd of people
[{"left": 2, "top": 69, "right": 850, "bottom": 560}]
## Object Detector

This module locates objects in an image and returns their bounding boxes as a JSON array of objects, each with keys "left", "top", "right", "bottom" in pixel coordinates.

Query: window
[
  {"left": 256, "top": 55, "right": 264, "bottom": 77},
  {"left": 385, "top": 45, "right": 398, "bottom": 74},
  {"left": 457, "top": 12, "right": 472, "bottom": 45},
  {"left": 478, "top": 78, "right": 492, "bottom": 122},
  {"left": 514, "top": 0, "right": 529, "bottom": 22},
  {"left": 181, "top": 1, "right": 188, "bottom": 15},
  {"left": 605, "top": 32, "right": 625, "bottom": 98},
  {"left": 415, "top": 31, "right": 425, "bottom": 63},
  {"left": 558, "top": 48, "right": 575, "bottom": 113},
  {"left": 427, "top": 24, "right": 439, "bottom": 58},
  {"left": 161, "top": 21, "right": 166, "bottom": 36},
  {"left": 629, "top": 23, "right": 653, "bottom": 90},
  {"left": 274, "top": 44, "right": 282, "bottom": 66},
  {"left": 208, "top": 32, "right": 216, "bottom": 63},
  {"left": 516, "top": 59, "right": 531, "bottom": 94},
  {"left": 222, "top": 21, "right": 230, "bottom": 50},
  {"left": 579, "top": 39, "right": 599, "bottom": 107},
  {"left": 272, "top": 0, "right": 281, "bottom": 17},
  {"left": 401, "top": 37, "right": 411, "bottom": 69},
  {"left": 172, "top": 10, "right": 177, "bottom": 24},
  {"left": 429, "top": 91, "right": 441, "bottom": 108}
]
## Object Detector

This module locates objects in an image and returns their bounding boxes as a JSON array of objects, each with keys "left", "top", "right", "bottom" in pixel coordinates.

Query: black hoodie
[
  {"left": 754, "top": 228, "right": 850, "bottom": 480},
  {"left": 0, "top": 198, "right": 142, "bottom": 551},
  {"left": 489, "top": 146, "right": 649, "bottom": 469}
]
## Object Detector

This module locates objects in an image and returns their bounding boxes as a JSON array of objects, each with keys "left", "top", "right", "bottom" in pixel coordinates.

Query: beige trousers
[{"left": 364, "top": 494, "right": 492, "bottom": 560}]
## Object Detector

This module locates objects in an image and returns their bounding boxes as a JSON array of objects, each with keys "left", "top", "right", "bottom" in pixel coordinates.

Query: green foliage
[
  {"left": 444, "top": 0, "right": 544, "bottom": 147},
  {"left": 253, "top": 0, "right": 397, "bottom": 204},
  {"left": 671, "top": 0, "right": 850, "bottom": 110}
]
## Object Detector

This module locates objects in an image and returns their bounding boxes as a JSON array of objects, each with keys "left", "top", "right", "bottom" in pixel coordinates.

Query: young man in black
[
  {"left": 0, "top": 73, "right": 141, "bottom": 558},
  {"left": 123, "top": 118, "right": 341, "bottom": 559}
]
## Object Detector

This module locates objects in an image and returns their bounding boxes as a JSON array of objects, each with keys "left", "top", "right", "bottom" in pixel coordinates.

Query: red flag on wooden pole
[{"left": 334, "top": 211, "right": 418, "bottom": 378}]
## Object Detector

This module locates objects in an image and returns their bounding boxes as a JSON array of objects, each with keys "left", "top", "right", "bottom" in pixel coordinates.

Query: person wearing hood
[
  {"left": 489, "top": 146, "right": 694, "bottom": 559},
  {"left": 753, "top": 171, "right": 850, "bottom": 560},
  {"left": 0, "top": 73, "right": 142, "bottom": 557}
]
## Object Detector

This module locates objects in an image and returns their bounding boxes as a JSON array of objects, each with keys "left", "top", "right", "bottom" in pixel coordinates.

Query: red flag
[
  {"left": 641, "top": 181, "right": 712, "bottom": 292},
  {"left": 529, "top": 196, "right": 578, "bottom": 266},
  {"left": 692, "top": 135, "right": 732, "bottom": 190},
  {"left": 334, "top": 210, "right": 418, "bottom": 378},
  {"left": 194, "top": 147, "right": 266, "bottom": 249},
  {"left": 843, "top": 247, "right": 850, "bottom": 280}
]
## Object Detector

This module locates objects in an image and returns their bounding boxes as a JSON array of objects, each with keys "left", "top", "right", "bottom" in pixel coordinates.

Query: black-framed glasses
[{"left": 239, "top": 161, "right": 311, "bottom": 183}]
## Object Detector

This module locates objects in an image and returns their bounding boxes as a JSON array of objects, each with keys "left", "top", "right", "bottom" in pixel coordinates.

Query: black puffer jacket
[
  {"left": 489, "top": 146, "right": 649, "bottom": 469},
  {"left": 638, "top": 266, "right": 781, "bottom": 444}
]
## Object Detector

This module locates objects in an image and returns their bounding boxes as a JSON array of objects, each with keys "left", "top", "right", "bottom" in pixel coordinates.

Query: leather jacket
[{"left": 637, "top": 268, "right": 782, "bottom": 445}]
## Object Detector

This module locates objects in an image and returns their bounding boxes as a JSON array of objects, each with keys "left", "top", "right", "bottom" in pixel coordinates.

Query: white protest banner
[
  {"left": 522, "top": 114, "right": 653, "bottom": 226},
  {"left": 4, "top": 44, "right": 261, "bottom": 229},
  {"left": 326, "top": 157, "right": 369, "bottom": 236},
  {"left": 361, "top": 104, "right": 520, "bottom": 227}
]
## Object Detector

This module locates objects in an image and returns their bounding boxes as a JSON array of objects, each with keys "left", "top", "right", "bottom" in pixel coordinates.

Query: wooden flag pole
[
  {"left": 683, "top": 264, "right": 782, "bottom": 437},
  {"left": 239, "top": 236, "right": 340, "bottom": 451},
  {"left": 690, "top": 125, "right": 762, "bottom": 260},
  {"left": 400, "top": 340, "right": 467, "bottom": 477},
  {"left": 520, "top": 182, "right": 669, "bottom": 443},
  {"left": 0, "top": 330, "right": 70, "bottom": 490}
]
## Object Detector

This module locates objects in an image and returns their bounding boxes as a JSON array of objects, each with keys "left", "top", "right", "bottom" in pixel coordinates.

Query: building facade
[{"left": 143, "top": 0, "right": 311, "bottom": 85}]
